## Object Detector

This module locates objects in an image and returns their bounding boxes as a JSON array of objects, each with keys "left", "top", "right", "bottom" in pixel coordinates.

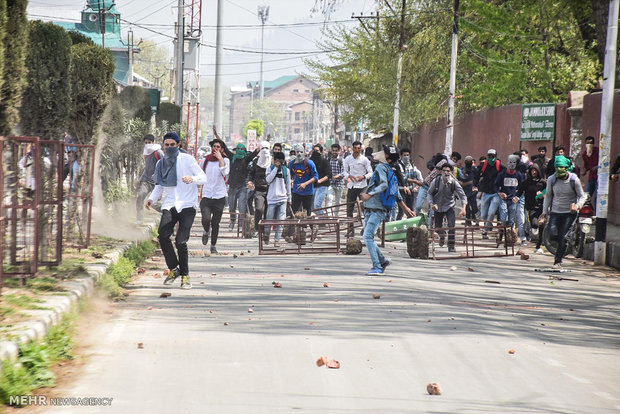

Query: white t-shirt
[{"left": 149, "top": 153, "right": 207, "bottom": 212}]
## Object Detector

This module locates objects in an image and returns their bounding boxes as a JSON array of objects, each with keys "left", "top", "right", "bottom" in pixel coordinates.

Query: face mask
[
  {"left": 507, "top": 156, "right": 518, "bottom": 171},
  {"left": 555, "top": 167, "right": 568, "bottom": 179},
  {"left": 164, "top": 146, "right": 179, "bottom": 157},
  {"left": 487, "top": 156, "right": 496, "bottom": 163},
  {"left": 521, "top": 155, "right": 528, "bottom": 164},
  {"left": 295, "top": 153, "right": 304, "bottom": 163},
  {"left": 402, "top": 156, "right": 410, "bottom": 164},
  {"left": 442, "top": 171, "right": 451, "bottom": 182},
  {"left": 586, "top": 143, "right": 594, "bottom": 156}
]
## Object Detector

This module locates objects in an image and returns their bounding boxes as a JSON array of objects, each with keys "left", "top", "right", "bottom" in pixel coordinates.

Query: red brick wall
[{"left": 581, "top": 91, "right": 620, "bottom": 224}]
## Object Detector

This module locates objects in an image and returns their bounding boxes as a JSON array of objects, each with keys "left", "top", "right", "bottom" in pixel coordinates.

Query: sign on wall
[
  {"left": 247, "top": 129, "right": 257, "bottom": 151},
  {"left": 520, "top": 103, "right": 556, "bottom": 141}
]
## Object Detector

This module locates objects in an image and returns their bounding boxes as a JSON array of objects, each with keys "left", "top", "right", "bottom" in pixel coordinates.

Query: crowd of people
[{"left": 140, "top": 131, "right": 616, "bottom": 285}]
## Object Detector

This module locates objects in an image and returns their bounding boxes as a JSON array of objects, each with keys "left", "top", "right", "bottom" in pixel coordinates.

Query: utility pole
[
  {"left": 444, "top": 0, "right": 459, "bottom": 157},
  {"left": 213, "top": 0, "right": 224, "bottom": 132},
  {"left": 392, "top": 0, "right": 406, "bottom": 146},
  {"left": 257, "top": 6, "right": 269, "bottom": 100},
  {"left": 594, "top": 0, "right": 619, "bottom": 266},
  {"left": 98, "top": 0, "right": 107, "bottom": 48},
  {"left": 174, "top": 0, "right": 185, "bottom": 106},
  {"left": 127, "top": 29, "right": 134, "bottom": 86}
]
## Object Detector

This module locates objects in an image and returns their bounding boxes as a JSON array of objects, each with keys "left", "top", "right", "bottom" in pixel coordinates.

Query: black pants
[
  {"left": 346, "top": 187, "right": 365, "bottom": 235},
  {"left": 434, "top": 208, "right": 456, "bottom": 247},
  {"left": 548, "top": 212, "right": 576, "bottom": 264},
  {"left": 292, "top": 193, "right": 313, "bottom": 216},
  {"left": 253, "top": 191, "right": 267, "bottom": 231},
  {"left": 200, "top": 197, "right": 225, "bottom": 246},
  {"left": 465, "top": 194, "right": 479, "bottom": 225},
  {"left": 158, "top": 207, "right": 196, "bottom": 276}
]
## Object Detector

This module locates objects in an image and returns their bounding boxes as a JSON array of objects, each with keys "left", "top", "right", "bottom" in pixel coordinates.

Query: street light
[{"left": 257, "top": 5, "right": 269, "bottom": 100}]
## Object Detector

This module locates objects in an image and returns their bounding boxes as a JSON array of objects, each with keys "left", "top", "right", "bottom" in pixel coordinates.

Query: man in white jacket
[
  {"left": 264, "top": 151, "right": 292, "bottom": 245},
  {"left": 146, "top": 132, "right": 207, "bottom": 289}
]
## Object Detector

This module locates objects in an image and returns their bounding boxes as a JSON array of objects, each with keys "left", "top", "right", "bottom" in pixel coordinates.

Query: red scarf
[{"left": 205, "top": 153, "right": 218, "bottom": 162}]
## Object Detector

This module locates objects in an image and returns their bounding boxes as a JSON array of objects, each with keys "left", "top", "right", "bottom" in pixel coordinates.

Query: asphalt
[{"left": 11, "top": 224, "right": 619, "bottom": 414}]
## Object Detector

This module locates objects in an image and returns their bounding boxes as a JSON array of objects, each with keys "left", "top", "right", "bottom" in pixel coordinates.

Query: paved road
[{"left": 26, "top": 229, "right": 620, "bottom": 413}]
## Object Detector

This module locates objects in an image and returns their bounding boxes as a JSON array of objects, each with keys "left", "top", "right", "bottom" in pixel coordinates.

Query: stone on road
[{"left": 37, "top": 235, "right": 620, "bottom": 413}]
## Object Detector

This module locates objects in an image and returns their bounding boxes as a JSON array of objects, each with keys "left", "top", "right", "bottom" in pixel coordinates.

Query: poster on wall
[{"left": 520, "top": 103, "right": 556, "bottom": 141}]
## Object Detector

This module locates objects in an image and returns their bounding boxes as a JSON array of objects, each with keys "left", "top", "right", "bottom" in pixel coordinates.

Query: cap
[{"left": 487, "top": 149, "right": 497, "bottom": 156}]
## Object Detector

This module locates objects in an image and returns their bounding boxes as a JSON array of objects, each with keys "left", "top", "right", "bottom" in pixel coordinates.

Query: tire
[{"left": 543, "top": 220, "right": 579, "bottom": 258}]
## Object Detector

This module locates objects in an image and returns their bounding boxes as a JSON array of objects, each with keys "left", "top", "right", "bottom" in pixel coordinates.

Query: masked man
[
  {"left": 428, "top": 163, "right": 467, "bottom": 252},
  {"left": 146, "top": 132, "right": 207, "bottom": 289},
  {"left": 289, "top": 143, "right": 318, "bottom": 216},
  {"left": 136, "top": 134, "right": 163, "bottom": 224},
  {"left": 457, "top": 155, "right": 478, "bottom": 225},
  {"left": 477, "top": 149, "right": 505, "bottom": 238},
  {"left": 496, "top": 154, "right": 526, "bottom": 245},
  {"left": 247, "top": 140, "right": 272, "bottom": 237},
  {"left": 539, "top": 155, "right": 587, "bottom": 269},
  {"left": 581, "top": 136, "right": 599, "bottom": 205}
]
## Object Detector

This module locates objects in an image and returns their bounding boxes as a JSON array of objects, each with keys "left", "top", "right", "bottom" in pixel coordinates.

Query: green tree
[
  {"left": 240, "top": 98, "right": 284, "bottom": 139},
  {"left": 68, "top": 43, "right": 115, "bottom": 144},
  {"left": 0, "top": 0, "right": 6, "bottom": 99},
  {"left": 0, "top": 0, "right": 28, "bottom": 136},
  {"left": 67, "top": 30, "right": 94, "bottom": 46},
  {"left": 132, "top": 39, "right": 171, "bottom": 90},
  {"left": 118, "top": 86, "right": 152, "bottom": 122},
  {"left": 156, "top": 102, "right": 181, "bottom": 127},
  {"left": 20, "top": 21, "right": 72, "bottom": 140},
  {"left": 244, "top": 119, "right": 265, "bottom": 138}
]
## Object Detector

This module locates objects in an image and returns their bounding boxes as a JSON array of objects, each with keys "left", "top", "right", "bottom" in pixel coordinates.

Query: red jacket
[{"left": 582, "top": 147, "right": 599, "bottom": 181}]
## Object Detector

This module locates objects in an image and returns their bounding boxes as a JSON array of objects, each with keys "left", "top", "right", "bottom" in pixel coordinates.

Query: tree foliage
[
  {"left": 20, "top": 21, "right": 72, "bottom": 139},
  {"left": 309, "top": 0, "right": 601, "bottom": 133},
  {"left": 0, "top": 0, "right": 6, "bottom": 100},
  {"left": 67, "top": 30, "right": 94, "bottom": 46},
  {"left": 68, "top": 43, "right": 115, "bottom": 144},
  {"left": 244, "top": 119, "right": 265, "bottom": 139},
  {"left": 118, "top": 86, "right": 152, "bottom": 122},
  {"left": 132, "top": 39, "right": 171, "bottom": 90},
  {"left": 156, "top": 102, "right": 181, "bottom": 127},
  {"left": 0, "top": 0, "right": 28, "bottom": 136}
]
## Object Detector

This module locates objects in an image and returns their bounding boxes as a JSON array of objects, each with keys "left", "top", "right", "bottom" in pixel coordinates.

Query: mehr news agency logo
[{"left": 10, "top": 395, "right": 113, "bottom": 407}]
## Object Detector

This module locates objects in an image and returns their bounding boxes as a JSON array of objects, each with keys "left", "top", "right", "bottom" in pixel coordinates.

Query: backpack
[
  {"left": 480, "top": 159, "right": 500, "bottom": 174},
  {"left": 549, "top": 172, "right": 577, "bottom": 192},
  {"left": 153, "top": 150, "right": 162, "bottom": 161},
  {"left": 430, "top": 175, "right": 456, "bottom": 198},
  {"left": 372, "top": 165, "right": 399, "bottom": 210}
]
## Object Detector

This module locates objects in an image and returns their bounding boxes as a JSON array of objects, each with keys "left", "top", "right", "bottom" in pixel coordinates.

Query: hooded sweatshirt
[
  {"left": 266, "top": 164, "right": 292, "bottom": 204},
  {"left": 516, "top": 164, "right": 546, "bottom": 211}
]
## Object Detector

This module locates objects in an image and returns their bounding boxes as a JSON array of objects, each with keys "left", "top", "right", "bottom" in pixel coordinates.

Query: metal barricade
[
  {"left": 63, "top": 143, "right": 95, "bottom": 249},
  {"left": 37, "top": 139, "right": 64, "bottom": 266},
  {"left": 258, "top": 217, "right": 357, "bottom": 255},
  {"left": 1, "top": 136, "right": 41, "bottom": 282},
  {"left": 429, "top": 216, "right": 515, "bottom": 259}
]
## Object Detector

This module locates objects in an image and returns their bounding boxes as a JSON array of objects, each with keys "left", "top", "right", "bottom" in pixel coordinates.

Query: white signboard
[{"left": 247, "top": 129, "right": 257, "bottom": 151}]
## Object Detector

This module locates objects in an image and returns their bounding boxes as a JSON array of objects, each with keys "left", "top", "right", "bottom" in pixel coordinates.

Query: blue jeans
[
  {"left": 228, "top": 185, "right": 247, "bottom": 225},
  {"left": 313, "top": 186, "right": 328, "bottom": 215},
  {"left": 516, "top": 195, "right": 526, "bottom": 241},
  {"left": 415, "top": 185, "right": 428, "bottom": 214},
  {"left": 586, "top": 178, "right": 597, "bottom": 206},
  {"left": 480, "top": 192, "right": 500, "bottom": 232},
  {"left": 265, "top": 201, "right": 287, "bottom": 241},
  {"left": 363, "top": 209, "right": 388, "bottom": 269}
]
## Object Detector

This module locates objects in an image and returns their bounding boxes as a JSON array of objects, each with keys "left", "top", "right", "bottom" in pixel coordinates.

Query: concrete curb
[{"left": 0, "top": 222, "right": 156, "bottom": 366}]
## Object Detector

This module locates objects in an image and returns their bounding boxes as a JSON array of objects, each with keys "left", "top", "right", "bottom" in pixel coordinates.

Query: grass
[
  {"left": 0, "top": 312, "right": 76, "bottom": 406},
  {"left": 1, "top": 294, "right": 48, "bottom": 310},
  {"left": 96, "top": 235, "right": 157, "bottom": 299}
]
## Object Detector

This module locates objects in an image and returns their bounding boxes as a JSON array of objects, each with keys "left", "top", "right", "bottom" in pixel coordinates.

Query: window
[
  {"left": 293, "top": 89, "right": 299, "bottom": 92},
  {"left": 294, "top": 128, "right": 300, "bottom": 134},
  {"left": 295, "top": 112, "right": 300, "bottom": 121},
  {"left": 305, "top": 89, "right": 310, "bottom": 93}
]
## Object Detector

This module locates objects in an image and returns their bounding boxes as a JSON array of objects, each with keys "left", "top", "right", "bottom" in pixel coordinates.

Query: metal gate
[{"left": 63, "top": 143, "right": 95, "bottom": 249}]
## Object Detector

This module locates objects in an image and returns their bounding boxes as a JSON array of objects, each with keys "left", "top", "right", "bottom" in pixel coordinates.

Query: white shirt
[
  {"left": 149, "top": 153, "right": 207, "bottom": 212},
  {"left": 199, "top": 157, "right": 230, "bottom": 199},
  {"left": 343, "top": 154, "right": 373, "bottom": 189}
]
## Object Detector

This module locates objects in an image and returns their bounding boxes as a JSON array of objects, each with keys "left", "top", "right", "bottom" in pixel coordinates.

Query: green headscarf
[
  {"left": 554, "top": 155, "right": 571, "bottom": 179},
  {"left": 233, "top": 143, "right": 247, "bottom": 161}
]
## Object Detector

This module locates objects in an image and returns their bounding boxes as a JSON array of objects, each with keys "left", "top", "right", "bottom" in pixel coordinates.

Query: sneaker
[
  {"left": 439, "top": 237, "right": 445, "bottom": 247},
  {"left": 210, "top": 245, "right": 218, "bottom": 254},
  {"left": 228, "top": 223, "right": 235, "bottom": 231},
  {"left": 202, "top": 231, "right": 209, "bottom": 246},
  {"left": 180, "top": 275, "right": 192, "bottom": 289},
  {"left": 366, "top": 267, "right": 384, "bottom": 276},
  {"left": 535, "top": 248, "right": 544, "bottom": 254},
  {"left": 163, "top": 268, "right": 180, "bottom": 285},
  {"left": 263, "top": 234, "right": 270, "bottom": 244},
  {"left": 252, "top": 231, "right": 259, "bottom": 238},
  {"left": 552, "top": 263, "right": 562, "bottom": 270},
  {"left": 381, "top": 259, "right": 390, "bottom": 270},
  {"left": 448, "top": 246, "right": 456, "bottom": 253},
  {"left": 520, "top": 241, "right": 527, "bottom": 247},
  {"left": 481, "top": 232, "right": 488, "bottom": 239}
]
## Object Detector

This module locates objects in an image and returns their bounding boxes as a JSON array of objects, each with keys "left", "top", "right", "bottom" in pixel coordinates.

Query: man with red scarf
[{"left": 199, "top": 137, "right": 230, "bottom": 254}]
